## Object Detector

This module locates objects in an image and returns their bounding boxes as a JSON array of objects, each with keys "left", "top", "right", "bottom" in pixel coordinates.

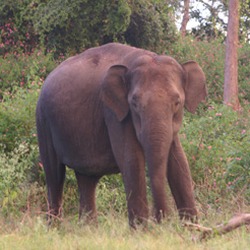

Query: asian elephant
[{"left": 36, "top": 43, "right": 207, "bottom": 228}]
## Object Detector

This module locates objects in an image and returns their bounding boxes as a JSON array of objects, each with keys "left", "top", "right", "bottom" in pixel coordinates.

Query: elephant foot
[
  {"left": 79, "top": 209, "right": 98, "bottom": 226},
  {"left": 178, "top": 208, "right": 198, "bottom": 223},
  {"left": 129, "top": 216, "right": 148, "bottom": 230},
  {"left": 47, "top": 207, "right": 63, "bottom": 227}
]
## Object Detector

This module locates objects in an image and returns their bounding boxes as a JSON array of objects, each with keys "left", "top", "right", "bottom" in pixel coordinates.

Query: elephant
[{"left": 36, "top": 43, "right": 207, "bottom": 228}]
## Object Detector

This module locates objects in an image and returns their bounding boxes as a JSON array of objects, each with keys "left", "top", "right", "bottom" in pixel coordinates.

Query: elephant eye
[
  {"left": 175, "top": 99, "right": 181, "bottom": 107},
  {"left": 173, "top": 97, "right": 181, "bottom": 112},
  {"left": 131, "top": 94, "right": 139, "bottom": 109}
]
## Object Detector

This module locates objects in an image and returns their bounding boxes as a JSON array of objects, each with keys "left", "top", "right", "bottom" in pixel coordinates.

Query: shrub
[
  {"left": 180, "top": 102, "right": 250, "bottom": 206},
  {"left": 238, "top": 44, "right": 250, "bottom": 102},
  {"left": 0, "top": 50, "right": 57, "bottom": 93},
  {"left": 97, "top": 175, "right": 127, "bottom": 215},
  {"left": 0, "top": 142, "right": 43, "bottom": 216},
  {"left": 0, "top": 0, "right": 178, "bottom": 56},
  {"left": 124, "top": 0, "right": 177, "bottom": 53},
  {"left": 0, "top": 1, "right": 39, "bottom": 55},
  {"left": 0, "top": 87, "right": 40, "bottom": 152},
  {"left": 32, "top": 0, "right": 131, "bottom": 56}
]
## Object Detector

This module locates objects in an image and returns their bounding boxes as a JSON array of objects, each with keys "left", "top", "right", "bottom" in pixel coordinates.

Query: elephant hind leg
[
  {"left": 39, "top": 146, "right": 66, "bottom": 222},
  {"left": 40, "top": 144, "right": 66, "bottom": 222},
  {"left": 46, "top": 163, "right": 66, "bottom": 221},
  {"left": 37, "top": 116, "right": 66, "bottom": 222},
  {"left": 75, "top": 172, "right": 100, "bottom": 223}
]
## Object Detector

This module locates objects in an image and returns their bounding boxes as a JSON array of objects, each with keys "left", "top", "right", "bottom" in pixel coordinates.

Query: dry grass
[{"left": 0, "top": 210, "right": 249, "bottom": 250}]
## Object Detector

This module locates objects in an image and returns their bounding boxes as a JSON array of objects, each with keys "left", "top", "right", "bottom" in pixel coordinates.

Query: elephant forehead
[
  {"left": 142, "top": 89, "right": 166, "bottom": 103},
  {"left": 130, "top": 85, "right": 180, "bottom": 106},
  {"left": 131, "top": 67, "right": 183, "bottom": 91},
  {"left": 132, "top": 61, "right": 183, "bottom": 81}
]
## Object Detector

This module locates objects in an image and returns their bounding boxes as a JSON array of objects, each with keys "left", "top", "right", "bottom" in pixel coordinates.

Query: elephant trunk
[{"left": 140, "top": 115, "right": 173, "bottom": 222}]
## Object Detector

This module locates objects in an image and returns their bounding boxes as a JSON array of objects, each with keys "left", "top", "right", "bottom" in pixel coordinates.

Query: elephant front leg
[
  {"left": 121, "top": 160, "right": 149, "bottom": 229},
  {"left": 167, "top": 136, "right": 198, "bottom": 221},
  {"left": 104, "top": 111, "right": 149, "bottom": 228},
  {"left": 75, "top": 172, "right": 100, "bottom": 223}
]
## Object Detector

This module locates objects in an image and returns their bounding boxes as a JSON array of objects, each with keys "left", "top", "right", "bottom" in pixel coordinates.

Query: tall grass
[{"left": 0, "top": 214, "right": 249, "bottom": 250}]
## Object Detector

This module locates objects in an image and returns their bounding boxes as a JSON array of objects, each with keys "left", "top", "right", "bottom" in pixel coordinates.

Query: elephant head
[{"left": 101, "top": 55, "right": 206, "bottom": 223}]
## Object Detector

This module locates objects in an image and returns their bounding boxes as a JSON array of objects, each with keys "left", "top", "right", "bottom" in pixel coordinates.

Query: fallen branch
[{"left": 183, "top": 213, "right": 250, "bottom": 240}]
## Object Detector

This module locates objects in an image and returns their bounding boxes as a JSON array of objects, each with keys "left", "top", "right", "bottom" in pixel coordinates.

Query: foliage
[
  {"left": 190, "top": 0, "right": 228, "bottom": 40},
  {"left": 0, "top": 86, "right": 46, "bottom": 216},
  {"left": 238, "top": 44, "right": 250, "bottom": 102},
  {"left": 239, "top": 0, "right": 250, "bottom": 42},
  {"left": 97, "top": 175, "right": 127, "bottom": 215},
  {"left": 0, "top": 0, "right": 177, "bottom": 56},
  {"left": 0, "top": 143, "right": 42, "bottom": 216},
  {"left": 0, "top": 49, "right": 57, "bottom": 93},
  {"left": 32, "top": 0, "right": 131, "bottom": 55},
  {"left": 124, "top": 0, "right": 177, "bottom": 53},
  {"left": 189, "top": 0, "right": 250, "bottom": 42},
  {"left": 181, "top": 103, "right": 250, "bottom": 205},
  {"left": 57, "top": 169, "right": 127, "bottom": 217},
  {"left": 0, "top": 87, "right": 39, "bottom": 152},
  {"left": 0, "top": 0, "right": 39, "bottom": 55}
]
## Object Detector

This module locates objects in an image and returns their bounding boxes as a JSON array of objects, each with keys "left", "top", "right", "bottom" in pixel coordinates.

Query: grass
[{"left": 0, "top": 210, "right": 249, "bottom": 250}]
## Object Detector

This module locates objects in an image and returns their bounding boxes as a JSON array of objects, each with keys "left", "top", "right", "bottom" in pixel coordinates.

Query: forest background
[{"left": 0, "top": 0, "right": 249, "bottom": 249}]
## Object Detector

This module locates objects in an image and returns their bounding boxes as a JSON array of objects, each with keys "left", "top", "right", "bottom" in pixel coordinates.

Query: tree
[
  {"left": 189, "top": 0, "right": 250, "bottom": 41},
  {"left": 223, "top": 0, "right": 240, "bottom": 110},
  {"left": 32, "top": 0, "right": 132, "bottom": 55},
  {"left": 0, "top": 0, "right": 178, "bottom": 56},
  {"left": 124, "top": 0, "right": 177, "bottom": 53},
  {"left": 180, "top": 0, "right": 190, "bottom": 37},
  {"left": 240, "top": 0, "right": 250, "bottom": 42},
  {"left": 190, "top": 0, "right": 227, "bottom": 40}
]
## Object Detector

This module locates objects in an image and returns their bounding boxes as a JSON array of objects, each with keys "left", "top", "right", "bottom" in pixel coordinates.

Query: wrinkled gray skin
[{"left": 36, "top": 43, "right": 207, "bottom": 228}]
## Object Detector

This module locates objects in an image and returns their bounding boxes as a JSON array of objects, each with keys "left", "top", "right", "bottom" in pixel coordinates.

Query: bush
[
  {"left": 0, "top": 0, "right": 178, "bottom": 56},
  {"left": 97, "top": 175, "right": 127, "bottom": 215},
  {"left": 238, "top": 44, "right": 250, "bottom": 102},
  {"left": 124, "top": 0, "right": 177, "bottom": 53},
  {"left": 32, "top": 0, "right": 131, "bottom": 55},
  {"left": 0, "top": 87, "right": 39, "bottom": 152},
  {"left": 0, "top": 142, "right": 43, "bottom": 216},
  {"left": 0, "top": 0, "right": 39, "bottom": 55},
  {"left": 180, "top": 102, "right": 250, "bottom": 205},
  {"left": 0, "top": 50, "right": 57, "bottom": 93}
]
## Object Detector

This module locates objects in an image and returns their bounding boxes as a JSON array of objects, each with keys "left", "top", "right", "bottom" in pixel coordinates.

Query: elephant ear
[
  {"left": 182, "top": 61, "right": 207, "bottom": 113},
  {"left": 101, "top": 65, "right": 129, "bottom": 122}
]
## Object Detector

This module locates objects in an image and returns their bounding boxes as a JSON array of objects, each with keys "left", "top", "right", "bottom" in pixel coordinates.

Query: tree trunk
[
  {"left": 223, "top": 0, "right": 240, "bottom": 110},
  {"left": 180, "top": 0, "right": 190, "bottom": 37}
]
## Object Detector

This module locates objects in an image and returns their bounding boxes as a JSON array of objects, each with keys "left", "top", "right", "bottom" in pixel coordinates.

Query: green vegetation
[
  {"left": 0, "top": 214, "right": 250, "bottom": 249},
  {"left": 0, "top": 50, "right": 56, "bottom": 93},
  {"left": 0, "top": 1, "right": 249, "bottom": 248},
  {"left": 0, "top": 0, "right": 177, "bottom": 56}
]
